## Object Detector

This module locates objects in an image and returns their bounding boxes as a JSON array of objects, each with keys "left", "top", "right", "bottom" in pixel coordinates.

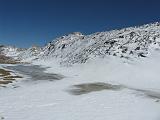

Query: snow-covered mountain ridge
[
  {"left": 0, "top": 45, "right": 42, "bottom": 62},
  {"left": 1, "top": 22, "right": 160, "bottom": 65},
  {"left": 0, "top": 45, "right": 21, "bottom": 57},
  {"left": 39, "top": 22, "right": 160, "bottom": 65}
]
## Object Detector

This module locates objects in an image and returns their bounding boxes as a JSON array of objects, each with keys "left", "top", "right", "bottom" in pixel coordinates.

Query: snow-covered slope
[
  {"left": 38, "top": 22, "right": 160, "bottom": 65},
  {"left": 1, "top": 47, "right": 160, "bottom": 120}
]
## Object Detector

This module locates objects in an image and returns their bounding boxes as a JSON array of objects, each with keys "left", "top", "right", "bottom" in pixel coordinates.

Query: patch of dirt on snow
[
  {"left": 0, "top": 55, "right": 20, "bottom": 64},
  {"left": 0, "top": 68, "right": 22, "bottom": 86},
  {"left": 69, "top": 82, "right": 124, "bottom": 95}
]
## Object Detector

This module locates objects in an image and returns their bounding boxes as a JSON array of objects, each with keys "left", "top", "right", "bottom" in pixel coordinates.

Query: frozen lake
[{"left": 5, "top": 64, "right": 64, "bottom": 81}]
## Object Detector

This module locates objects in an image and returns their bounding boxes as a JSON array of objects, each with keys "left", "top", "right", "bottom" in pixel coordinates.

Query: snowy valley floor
[{"left": 0, "top": 52, "right": 160, "bottom": 120}]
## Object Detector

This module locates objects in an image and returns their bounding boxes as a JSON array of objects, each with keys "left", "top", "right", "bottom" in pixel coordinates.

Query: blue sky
[{"left": 0, "top": 0, "right": 160, "bottom": 48}]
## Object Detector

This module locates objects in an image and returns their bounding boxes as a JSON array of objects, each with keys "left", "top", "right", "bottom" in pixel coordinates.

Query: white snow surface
[{"left": 0, "top": 53, "right": 160, "bottom": 120}]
